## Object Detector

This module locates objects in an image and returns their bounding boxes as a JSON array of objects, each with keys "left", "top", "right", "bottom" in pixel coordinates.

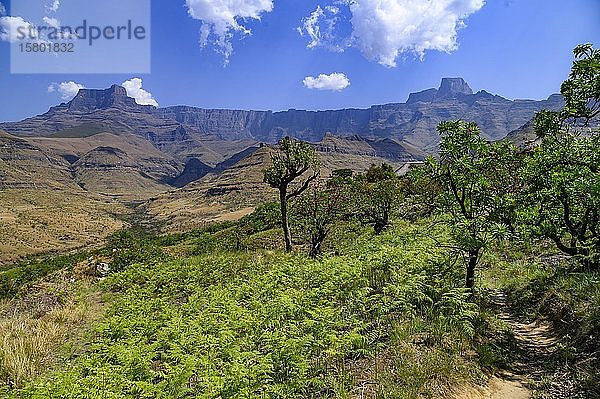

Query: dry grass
[
  {"left": 0, "top": 270, "right": 105, "bottom": 389},
  {"left": 0, "top": 189, "right": 127, "bottom": 266}
]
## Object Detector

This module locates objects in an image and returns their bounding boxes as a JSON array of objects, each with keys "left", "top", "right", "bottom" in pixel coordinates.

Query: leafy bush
[
  {"left": 11, "top": 220, "right": 481, "bottom": 398},
  {"left": 238, "top": 202, "right": 281, "bottom": 234},
  {"left": 106, "top": 230, "right": 166, "bottom": 272},
  {"left": 0, "top": 253, "right": 88, "bottom": 299}
]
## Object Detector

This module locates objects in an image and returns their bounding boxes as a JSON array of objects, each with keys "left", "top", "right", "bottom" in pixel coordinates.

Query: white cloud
[
  {"left": 325, "top": 5, "right": 340, "bottom": 14},
  {"left": 299, "top": 6, "right": 325, "bottom": 48},
  {"left": 303, "top": 72, "right": 350, "bottom": 91},
  {"left": 42, "top": 16, "right": 60, "bottom": 29},
  {"left": 0, "top": 3, "right": 6, "bottom": 16},
  {"left": 48, "top": 81, "right": 85, "bottom": 100},
  {"left": 122, "top": 78, "right": 158, "bottom": 107},
  {"left": 41, "top": 16, "right": 77, "bottom": 39},
  {"left": 185, "top": 0, "right": 274, "bottom": 64},
  {"left": 298, "top": 5, "right": 349, "bottom": 52},
  {"left": 299, "top": 0, "right": 484, "bottom": 67},
  {"left": 0, "top": 13, "right": 68, "bottom": 43},
  {"left": 348, "top": 0, "right": 485, "bottom": 67},
  {"left": 0, "top": 16, "right": 40, "bottom": 43},
  {"left": 47, "top": 0, "right": 60, "bottom": 12}
]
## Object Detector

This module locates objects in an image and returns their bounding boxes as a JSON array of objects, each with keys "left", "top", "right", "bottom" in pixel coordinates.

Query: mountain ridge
[{"left": 1, "top": 78, "right": 563, "bottom": 156}]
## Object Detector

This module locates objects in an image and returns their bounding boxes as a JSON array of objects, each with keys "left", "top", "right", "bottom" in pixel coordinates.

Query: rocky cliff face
[
  {"left": 0, "top": 79, "right": 564, "bottom": 160},
  {"left": 149, "top": 78, "right": 562, "bottom": 153},
  {"left": 67, "top": 85, "right": 149, "bottom": 112},
  {"left": 156, "top": 107, "right": 270, "bottom": 141},
  {"left": 436, "top": 77, "right": 474, "bottom": 98}
]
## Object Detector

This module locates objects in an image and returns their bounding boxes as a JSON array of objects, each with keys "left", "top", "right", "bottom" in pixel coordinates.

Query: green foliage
[
  {"left": 263, "top": 138, "right": 320, "bottom": 190},
  {"left": 352, "top": 163, "right": 404, "bottom": 234},
  {"left": 403, "top": 164, "right": 442, "bottom": 218},
  {"left": 364, "top": 163, "right": 396, "bottom": 183},
  {"left": 424, "top": 120, "right": 521, "bottom": 288},
  {"left": 330, "top": 169, "right": 353, "bottom": 180},
  {"left": 106, "top": 230, "right": 166, "bottom": 272},
  {"left": 524, "top": 43, "right": 600, "bottom": 268},
  {"left": 291, "top": 183, "right": 349, "bottom": 258},
  {"left": 152, "top": 222, "right": 239, "bottom": 251},
  {"left": 10, "top": 220, "right": 481, "bottom": 398},
  {"left": 560, "top": 43, "right": 600, "bottom": 122},
  {"left": 521, "top": 132, "right": 600, "bottom": 266},
  {"left": 263, "top": 137, "right": 321, "bottom": 252},
  {"left": 238, "top": 202, "right": 281, "bottom": 234},
  {"left": 0, "top": 252, "right": 88, "bottom": 299}
]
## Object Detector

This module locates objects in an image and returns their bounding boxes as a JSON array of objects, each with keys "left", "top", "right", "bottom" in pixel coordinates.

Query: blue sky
[{"left": 0, "top": 0, "right": 599, "bottom": 122}]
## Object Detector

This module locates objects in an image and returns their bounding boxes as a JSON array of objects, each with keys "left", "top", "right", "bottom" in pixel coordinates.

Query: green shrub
[
  {"left": 106, "top": 230, "right": 166, "bottom": 272},
  {"left": 11, "top": 220, "right": 481, "bottom": 398},
  {"left": 239, "top": 202, "right": 281, "bottom": 234},
  {"left": 0, "top": 253, "right": 88, "bottom": 299}
]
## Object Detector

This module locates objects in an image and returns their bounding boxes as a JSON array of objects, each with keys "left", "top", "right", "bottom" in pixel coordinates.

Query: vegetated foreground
[
  {"left": 1, "top": 218, "right": 486, "bottom": 398},
  {"left": 1, "top": 214, "right": 598, "bottom": 398}
]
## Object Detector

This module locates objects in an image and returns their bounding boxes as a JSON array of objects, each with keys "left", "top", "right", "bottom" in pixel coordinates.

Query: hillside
[
  {"left": 0, "top": 188, "right": 127, "bottom": 265},
  {"left": 0, "top": 218, "right": 491, "bottom": 397},
  {"left": 148, "top": 144, "right": 409, "bottom": 232},
  {"left": 1, "top": 210, "right": 597, "bottom": 398},
  {"left": 0, "top": 78, "right": 566, "bottom": 265},
  {"left": 0, "top": 130, "right": 77, "bottom": 191}
]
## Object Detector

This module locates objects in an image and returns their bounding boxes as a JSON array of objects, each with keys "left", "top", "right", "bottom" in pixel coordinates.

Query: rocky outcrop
[
  {"left": 407, "top": 88, "right": 438, "bottom": 104},
  {"left": 436, "top": 77, "right": 473, "bottom": 98},
  {"left": 67, "top": 85, "right": 148, "bottom": 112}
]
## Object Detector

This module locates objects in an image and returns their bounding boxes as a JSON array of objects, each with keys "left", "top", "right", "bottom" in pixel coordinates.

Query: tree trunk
[
  {"left": 309, "top": 240, "right": 321, "bottom": 258},
  {"left": 374, "top": 219, "right": 387, "bottom": 234},
  {"left": 280, "top": 188, "right": 293, "bottom": 252},
  {"left": 466, "top": 248, "right": 479, "bottom": 290},
  {"left": 309, "top": 230, "right": 326, "bottom": 258}
]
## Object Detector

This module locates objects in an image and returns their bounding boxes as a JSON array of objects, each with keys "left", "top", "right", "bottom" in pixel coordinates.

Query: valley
[{"left": 0, "top": 78, "right": 561, "bottom": 264}]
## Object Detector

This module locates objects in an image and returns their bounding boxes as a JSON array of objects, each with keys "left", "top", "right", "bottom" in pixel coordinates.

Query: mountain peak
[
  {"left": 406, "top": 78, "right": 474, "bottom": 103},
  {"left": 437, "top": 78, "right": 473, "bottom": 98},
  {"left": 67, "top": 85, "right": 140, "bottom": 112},
  {"left": 108, "top": 84, "right": 128, "bottom": 96}
]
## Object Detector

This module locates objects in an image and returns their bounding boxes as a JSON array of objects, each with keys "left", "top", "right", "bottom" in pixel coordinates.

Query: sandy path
[
  {"left": 453, "top": 291, "right": 560, "bottom": 399},
  {"left": 455, "top": 376, "right": 530, "bottom": 399}
]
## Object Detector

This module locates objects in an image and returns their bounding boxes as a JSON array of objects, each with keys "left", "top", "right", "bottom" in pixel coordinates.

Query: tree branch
[
  {"left": 548, "top": 232, "right": 579, "bottom": 256},
  {"left": 287, "top": 171, "right": 319, "bottom": 200}
]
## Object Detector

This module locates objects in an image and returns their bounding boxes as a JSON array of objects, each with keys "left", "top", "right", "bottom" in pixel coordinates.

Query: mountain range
[
  {"left": 2, "top": 77, "right": 562, "bottom": 155},
  {"left": 0, "top": 78, "right": 563, "bottom": 263}
]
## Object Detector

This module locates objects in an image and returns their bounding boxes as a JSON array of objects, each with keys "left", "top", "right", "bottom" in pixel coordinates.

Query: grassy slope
[
  {"left": 0, "top": 189, "right": 127, "bottom": 266},
  {"left": 5, "top": 212, "right": 597, "bottom": 398},
  {"left": 1, "top": 219, "right": 486, "bottom": 398}
]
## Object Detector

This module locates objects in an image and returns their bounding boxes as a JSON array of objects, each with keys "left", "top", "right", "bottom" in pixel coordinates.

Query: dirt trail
[
  {"left": 454, "top": 376, "right": 530, "bottom": 399},
  {"left": 453, "top": 291, "right": 561, "bottom": 399}
]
